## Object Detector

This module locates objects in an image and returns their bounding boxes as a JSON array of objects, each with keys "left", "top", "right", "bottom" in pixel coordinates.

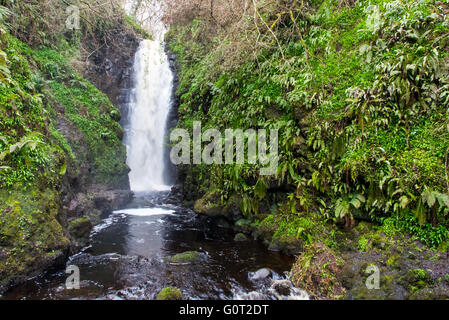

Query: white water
[
  {"left": 125, "top": 36, "right": 174, "bottom": 192},
  {"left": 113, "top": 208, "right": 175, "bottom": 216}
]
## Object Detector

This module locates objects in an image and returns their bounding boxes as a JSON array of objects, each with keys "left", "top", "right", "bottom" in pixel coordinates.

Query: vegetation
[
  {"left": 167, "top": 0, "right": 449, "bottom": 248},
  {"left": 156, "top": 287, "right": 183, "bottom": 300},
  {"left": 0, "top": 0, "right": 140, "bottom": 289}
]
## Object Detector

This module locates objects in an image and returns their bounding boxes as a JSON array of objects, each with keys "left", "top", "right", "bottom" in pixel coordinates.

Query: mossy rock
[
  {"left": 400, "top": 268, "right": 433, "bottom": 289},
  {"left": 253, "top": 215, "right": 278, "bottom": 243},
  {"left": 353, "top": 221, "right": 375, "bottom": 235},
  {"left": 269, "top": 233, "right": 304, "bottom": 256},
  {"left": 338, "top": 262, "right": 364, "bottom": 290},
  {"left": 169, "top": 251, "right": 201, "bottom": 264},
  {"left": 156, "top": 287, "right": 183, "bottom": 300},
  {"left": 351, "top": 287, "right": 388, "bottom": 300},
  {"left": 371, "top": 232, "right": 393, "bottom": 251},
  {"left": 221, "top": 194, "right": 242, "bottom": 221},
  {"left": 68, "top": 217, "right": 92, "bottom": 242},
  {"left": 409, "top": 286, "right": 449, "bottom": 300},
  {"left": 234, "top": 233, "right": 248, "bottom": 242},
  {"left": 194, "top": 190, "right": 224, "bottom": 217},
  {"left": 234, "top": 219, "right": 252, "bottom": 233},
  {"left": 194, "top": 191, "right": 242, "bottom": 221}
]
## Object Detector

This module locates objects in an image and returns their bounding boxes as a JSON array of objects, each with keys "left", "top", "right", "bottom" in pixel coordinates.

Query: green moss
[
  {"left": 169, "top": 251, "right": 201, "bottom": 264},
  {"left": 358, "top": 236, "right": 370, "bottom": 252},
  {"left": 156, "top": 287, "right": 183, "bottom": 300},
  {"left": 125, "top": 15, "right": 152, "bottom": 39},
  {"left": 234, "top": 233, "right": 248, "bottom": 242},
  {"left": 193, "top": 190, "right": 223, "bottom": 216},
  {"left": 400, "top": 268, "right": 434, "bottom": 290},
  {"left": 0, "top": 189, "right": 70, "bottom": 287},
  {"left": 386, "top": 254, "right": 401, "bottom": 269}
]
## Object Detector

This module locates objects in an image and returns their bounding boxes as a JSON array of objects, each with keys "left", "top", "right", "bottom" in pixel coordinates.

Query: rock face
[
  {"left": 84, "top": 31, "right": 140, "bottom": 119},
  {"left": 68, "top": 217, "right": 93, "bottom": 248},
  {"left": 0, "top": 25, "right": 140, "bottom": 294}
]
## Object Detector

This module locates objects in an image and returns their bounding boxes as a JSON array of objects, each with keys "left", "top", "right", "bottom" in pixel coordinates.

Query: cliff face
[
  {"left": 84, "top": 27, "right": 140, "bottom": 128},
  {"left": 0, "top": 3, "right": 142, "bottom": 292}
]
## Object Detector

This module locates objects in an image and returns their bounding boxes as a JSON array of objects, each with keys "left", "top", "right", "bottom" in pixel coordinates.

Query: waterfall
[{"left": 125, "top": 37, "right": 174, "bottom": 192}]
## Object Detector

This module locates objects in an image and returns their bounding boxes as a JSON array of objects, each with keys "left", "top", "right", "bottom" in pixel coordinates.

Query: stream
[
  {"left": 2, "top": 27, "right": 308, "bottom": 301},
  {"left": 3, "top": 191, "right": 307, "bottom": 300}
]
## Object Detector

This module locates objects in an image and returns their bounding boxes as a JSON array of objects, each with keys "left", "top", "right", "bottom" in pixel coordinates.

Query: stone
[{"left": 250, "top": 268, "right": 272, "bottom": 281}]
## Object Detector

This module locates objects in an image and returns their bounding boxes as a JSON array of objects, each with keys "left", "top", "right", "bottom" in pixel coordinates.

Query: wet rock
[
  {"left": 271, "top": 280, "right": 293, "bottom": 296},
  {"left": 249, "top": 268, "right": 272, "bottom": 281},
  {"left": 234, "top": 233, "right": 248, "bottom": 242},
  {"left": 217, "top": 218, "right": 230, "bottom": 229},
  {"left": 92, "top": 190, "right": 134, "bottom": 215},
  {"left": 169, "top": 251, "right": 201, "bottom": 264},
  {"left": 156, "top": 287, "right": 183, "bottom": 300},
  {"left": 67, "top": 190, "right": 133, "bottom": 223},
  {"left": 194, "top": 191, "right": 242, "bottom": 222},
  {"left": 166, "top": 185, "right": 183, "bottom": 204}
]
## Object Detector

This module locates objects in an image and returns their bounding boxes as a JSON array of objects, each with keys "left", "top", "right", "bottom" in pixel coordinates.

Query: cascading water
[
  {"left": 124, "top": 36, "right": 173, "bottom": 192},
  {"left": 2, "top": 3, "right": 308, "bottom": 300}
]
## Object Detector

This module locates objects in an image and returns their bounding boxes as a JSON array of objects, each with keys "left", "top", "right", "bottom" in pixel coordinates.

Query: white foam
[{"left": 113, "top": 207, "right": 175, "bottom": 216}]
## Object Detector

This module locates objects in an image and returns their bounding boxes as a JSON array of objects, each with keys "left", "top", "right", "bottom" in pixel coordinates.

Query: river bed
[{"left": 2, "top": 191, "right": 308, "bottom": 300}]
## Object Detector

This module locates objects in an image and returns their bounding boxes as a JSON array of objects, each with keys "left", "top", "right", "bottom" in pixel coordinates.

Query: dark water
[{"left": 2, "top": 191, "right": 308, "bottom": 300}]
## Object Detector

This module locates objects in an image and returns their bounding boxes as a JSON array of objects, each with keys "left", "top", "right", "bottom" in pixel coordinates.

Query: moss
[
  {"left": 400, "top": 268, "right": 434, "bottom": 291},
  {"left": 357, "top": 236, "right": 371, "bottom": 252},
  {"left": 169, "top": 251, "right": 201, "bottom": 264},
  {"left": 0, "top": 189, "right": 70, "bottom": 288},
  {"left": 193, "top": 190, "right": 223, "bottom": 216},
  {"left": 125, "top": 15, "right": 152, "bottom": 39},
  {"left": 269, "top": 233, "right": 304, "bottom": 256},
  {"left": 234, "top": 219, "right": 252, "bottom": 233},
  {"left": 409, "top": 287, "right": 449, "bottom": 300},
  {"left": 354, "top": 222, "right": 375, "bottom": 234},
  {"left": 156, "top": 287, "right": 183, "bottom": 300},
  {"left": 68, "top": 217, "right": 92, "bottom": 243},
  {"left": 385, "top": 254, "right": 402, "bottom": 269},
  {"left": 234, "top": 233, "right": 248, "bottom": 242}
]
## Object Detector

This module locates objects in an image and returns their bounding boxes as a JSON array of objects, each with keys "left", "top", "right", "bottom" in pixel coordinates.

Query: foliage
[{"left": 168, "top": 0, "right": 449, "bottom": 247}]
